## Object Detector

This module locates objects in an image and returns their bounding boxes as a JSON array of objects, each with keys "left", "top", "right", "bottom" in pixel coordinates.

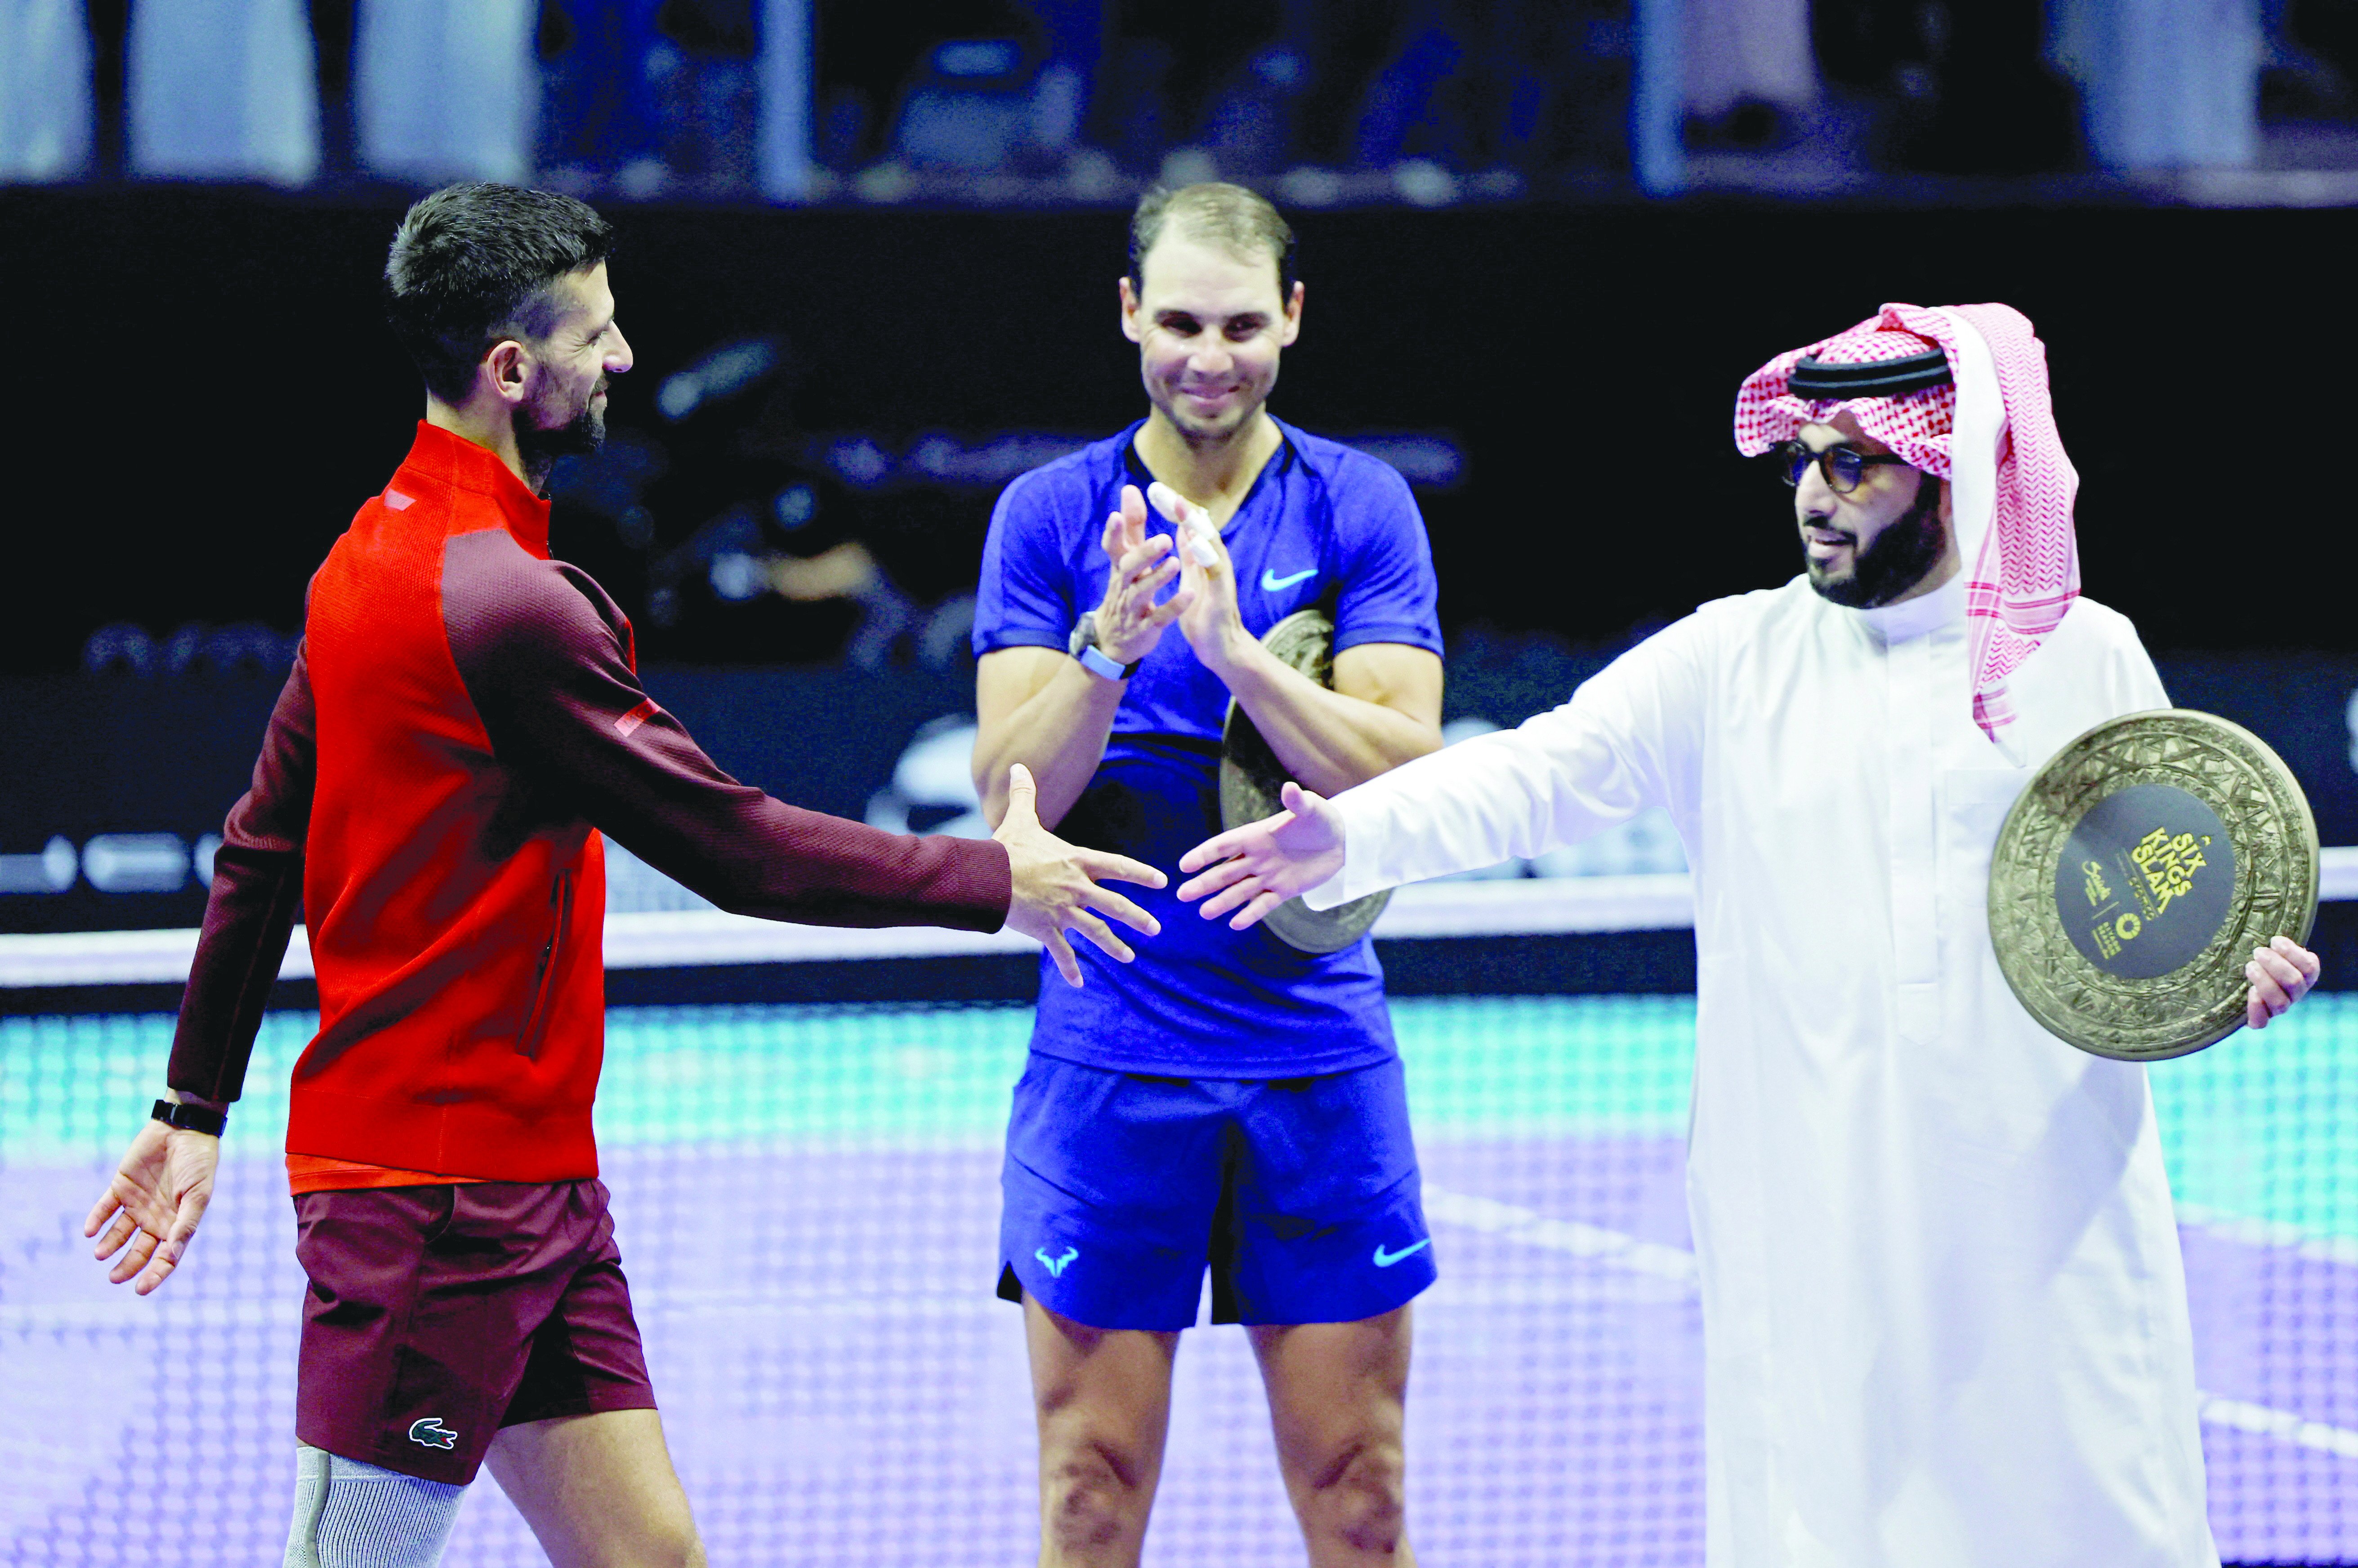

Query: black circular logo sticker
[{"left": 2051, "top": 782, "right": 2236, "bottom": 979}]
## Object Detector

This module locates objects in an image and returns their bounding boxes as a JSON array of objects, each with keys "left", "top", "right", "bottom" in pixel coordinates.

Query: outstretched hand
[
  {"left": 996, "top": 763, "right": 1166, "bottom": 987},
  {"left": 2245, "top": 935, "right": 2321, "bottom": 1030},
  {"left": 85, "top": 1117, "right": 218, "bottom": 1295},
  {"left": 1176, "top": 780, "right": 1347, "bottom": 930}
]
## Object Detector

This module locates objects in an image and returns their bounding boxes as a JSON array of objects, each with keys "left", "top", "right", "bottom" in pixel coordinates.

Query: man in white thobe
[{"left": 1177, "top": 302, "right": 2321, "bottom": 1567}]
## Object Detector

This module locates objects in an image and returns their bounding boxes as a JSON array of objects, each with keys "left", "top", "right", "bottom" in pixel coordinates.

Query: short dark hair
[
  {"left": 1129, "top": 182, "right": 1297, "bottom": 300},
  {"left": 384, "top": 183, "right": 615, "bottom": 405}
]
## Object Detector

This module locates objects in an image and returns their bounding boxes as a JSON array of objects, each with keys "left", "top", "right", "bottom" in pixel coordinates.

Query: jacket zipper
[{"left": 517, "top": 868, "right": 573, "bottom": 1059}]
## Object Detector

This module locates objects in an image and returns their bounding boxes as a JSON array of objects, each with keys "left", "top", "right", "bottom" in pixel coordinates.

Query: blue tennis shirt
[{"left": 973, "top": 417, "right": 1443, "bottom": 1077}]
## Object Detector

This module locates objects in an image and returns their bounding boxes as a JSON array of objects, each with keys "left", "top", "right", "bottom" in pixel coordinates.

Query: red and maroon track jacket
[{"left": 168, "top": 422, "right": 1012, "bottom": 1180}]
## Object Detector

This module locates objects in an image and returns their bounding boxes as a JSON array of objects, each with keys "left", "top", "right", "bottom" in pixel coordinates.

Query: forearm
[
  {"left": 546, "top": 701, "right": 1014, "bottom": 929},
  {"left": 630, "top": 793, "right": 1012, "bottom": 931},
  {"left": 168, "top": 650, "right": 315, "bottom": 1105},
  {"left": 167, "top": 842, "right": 305, "bottom": 1104},
  {"left": 974, "top": 657, "right": 1126, "bottom": 830},
  {"left": 1316, "top": 715, "right": 1649, "bottom": 904},
  {"left": 1208, "top": 637, "right": 1440, "bottom": 796}
]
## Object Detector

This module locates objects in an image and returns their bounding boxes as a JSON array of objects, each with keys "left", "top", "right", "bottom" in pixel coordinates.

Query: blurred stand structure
[
  {"left": 357, "top": 0, "right": 537, "bottom": 184},
  {"left": 10, "top": 0, "right": 2358, "bottom": 201},
  {"left": 10, "top": 0, "right": 2358, "bottom": 679},
  {"left": 127, "top": 0, "right": 318, "bottom": 184},
  {"left": 2054, "top": 0, "right": 2261, "bottom": 172},
  {"left": 0, "top": 0, "right": 90, "bottom": 179}
]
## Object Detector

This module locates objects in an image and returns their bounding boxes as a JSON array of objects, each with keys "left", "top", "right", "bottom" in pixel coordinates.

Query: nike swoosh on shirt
[
  {"left": 1372, "top": 1238, "right": 1433, "bottom": 1268},
  {"left": 1260, "top": 567, "right": 1317, "bottom": 591}
]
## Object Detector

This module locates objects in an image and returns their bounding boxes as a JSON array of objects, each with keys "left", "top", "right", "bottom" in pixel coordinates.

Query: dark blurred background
[{"left": 4, "top": 0, "right": 2356, "bottom": 934}]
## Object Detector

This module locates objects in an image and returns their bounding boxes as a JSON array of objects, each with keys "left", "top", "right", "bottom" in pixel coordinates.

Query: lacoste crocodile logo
[
  {"left": 407, "top": 1417, "right": 459, "bottom": 1450},
  {"left": 1035, "top": 1246, "right": 1079, "bottom": 1277}
]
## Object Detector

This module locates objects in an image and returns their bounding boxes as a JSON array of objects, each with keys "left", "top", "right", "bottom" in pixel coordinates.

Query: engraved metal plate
[
  {"left": 1989, "top": 709, "right": 2318, "bottom": 1061},
  {"left": 1218, "top": 608, "right": 1391, "bottom": 954}
]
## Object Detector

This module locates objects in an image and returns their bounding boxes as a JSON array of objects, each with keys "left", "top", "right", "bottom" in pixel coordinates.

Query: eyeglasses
[{"left": 1773, "top": 441, "right": 1911, "bottom": 493}]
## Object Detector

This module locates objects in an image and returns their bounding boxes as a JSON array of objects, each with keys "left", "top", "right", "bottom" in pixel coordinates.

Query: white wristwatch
[{"left": 1069, "top": 612, "right": 1140, "bottom": 682}]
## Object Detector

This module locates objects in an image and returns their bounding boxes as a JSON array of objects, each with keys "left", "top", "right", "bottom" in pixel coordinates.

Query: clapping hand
[
  {"left": 1144, "top": 482, "right": 1247, "bottom": 668},
  {"left": 1091, "top": 485, "right": 1195, "bottom": 666},
  {"left": 996, "top": 763, "right": 1166, "bottom": 986},
  {"left": 84, "top": 1114, "right": 218, "bottom": 1295},
  {"left": 2246, "top": 935, "right": 2321, "bottom": 1030},
  {"left": 1175, "top": 780, "right": 1348, "bottom": 930}
]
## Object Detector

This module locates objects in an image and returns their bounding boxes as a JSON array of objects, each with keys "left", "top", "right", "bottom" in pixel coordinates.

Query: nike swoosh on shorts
[{"left": 1372, "top": 1238, "right": 1433, "bottom": 1268}]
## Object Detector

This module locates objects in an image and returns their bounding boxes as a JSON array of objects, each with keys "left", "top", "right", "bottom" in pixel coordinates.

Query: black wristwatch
[
  {"left": 1069, "top": 612, "right": 1141, "bottom": 681},
  {"left": 152, "top": 1098, "right": 228, "bottom": 1138}
]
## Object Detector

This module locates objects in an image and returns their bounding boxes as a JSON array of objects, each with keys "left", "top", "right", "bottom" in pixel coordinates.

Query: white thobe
[{"left": 1312, "top": 573, "right": 2217, "bottom": 1568}]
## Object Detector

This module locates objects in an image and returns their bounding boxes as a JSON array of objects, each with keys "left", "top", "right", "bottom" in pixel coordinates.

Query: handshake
[{"left": 995, "top": 766, "right": 1349, "bottom": 986}]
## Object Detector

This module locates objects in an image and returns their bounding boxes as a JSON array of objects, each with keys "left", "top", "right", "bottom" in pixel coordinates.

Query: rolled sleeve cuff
[
  {"left": 973, "top": 629, "right": 1069, "bottom": 657},
  {"left": 1331, "top": 622, "right": 1445, "bottom": 657}
]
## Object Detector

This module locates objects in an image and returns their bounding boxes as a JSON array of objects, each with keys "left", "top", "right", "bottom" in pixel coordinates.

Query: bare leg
[
  {"left": 1248, "top": 1304, "right": 1416, "bottom": 1567},
  {"left": 1025, "top": 1294, "right": 1182, "bottom": 1568},
  {"left": 483, "top": 1408, "right": 706, "bottom": 1568}
]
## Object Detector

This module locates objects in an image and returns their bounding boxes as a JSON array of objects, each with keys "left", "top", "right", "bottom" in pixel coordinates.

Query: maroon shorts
[{"left": 292, "top": 1179, "right": 656, "bottom": 1484}]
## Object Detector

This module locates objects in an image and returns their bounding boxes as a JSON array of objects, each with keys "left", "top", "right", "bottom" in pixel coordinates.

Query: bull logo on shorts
[
  {"left": 408, "top": 1417, "right": 460, "bottom": 1451},
  {"left": 1035, "top": 1246, "right": 1079, "bottom": 1278}
]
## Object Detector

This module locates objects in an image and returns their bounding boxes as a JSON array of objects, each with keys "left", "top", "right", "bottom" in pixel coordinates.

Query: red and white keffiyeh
[{"left": 1733, "top": 302, "right": 2081, "bottom": 746}]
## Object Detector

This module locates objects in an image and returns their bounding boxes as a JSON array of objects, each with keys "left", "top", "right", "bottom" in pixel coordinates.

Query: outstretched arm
[
  {"left": 444, "top": 543, "right": 1164, "bottom": 976},
  {"left": 1179, "top": 617, "right": 1711, "bottom": 925}
]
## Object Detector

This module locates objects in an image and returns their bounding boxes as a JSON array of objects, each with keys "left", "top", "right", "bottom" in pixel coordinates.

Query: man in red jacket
[{"left": 82, "top": 183, "right": 1161, "bottom": 1568}]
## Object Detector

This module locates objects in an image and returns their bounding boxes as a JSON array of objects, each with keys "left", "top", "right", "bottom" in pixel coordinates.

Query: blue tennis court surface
[{"left": 4, "top": 993, "right": 2352, "bottom": 1564}]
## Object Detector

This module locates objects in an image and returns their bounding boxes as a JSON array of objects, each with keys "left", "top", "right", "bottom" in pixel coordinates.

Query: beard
[
  {"left": 1154, "top": 375, "right": 1268, "bottom": 445},
  {"left": 516, "top": 378, "right": 607, "bottom": 475},
  {"left": 1804, "top": 475, "right": 1947, "bottom": 608}
]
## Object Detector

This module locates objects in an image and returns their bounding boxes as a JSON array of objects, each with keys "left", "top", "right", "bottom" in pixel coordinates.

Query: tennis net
[{"left": 3, "top": 878, "right": 2354, "bottom": 1566}]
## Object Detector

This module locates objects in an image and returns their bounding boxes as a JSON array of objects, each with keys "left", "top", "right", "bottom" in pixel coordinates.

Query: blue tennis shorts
[{"left": 996, "top": 1052, "right": 1437, "bottom": 1331}]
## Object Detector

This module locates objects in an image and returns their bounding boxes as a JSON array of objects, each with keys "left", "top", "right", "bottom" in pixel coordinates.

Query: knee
[
  {"left": 1041, "top": 1436, "right": 1151, "bottom": 1553},
  {"left": 645, "top": 1517, "right": 706, "bottom": 1568},
  {"left": 629, "top": 1488, "right": 706, "bottom": 1568},
  {"left": 1300, "top": 1436, "right": 1407, "bottom": 1555}
]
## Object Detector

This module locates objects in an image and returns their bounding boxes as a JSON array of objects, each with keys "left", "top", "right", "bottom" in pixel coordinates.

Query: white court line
[
  {"left": 0, "top": 876, "right": 1703, "bottom": 987},
  {"left": 2176, "top": 1204, "right": 2358, "bottom": 1269},
  {"left": 2197, "top": 1395, "right": 2358, "bottom": 1461},
  {"left": 8, "top": 848, "right": 2354, "bottom": 988},
  {"left": 1424, "top": 1184, "right": 2358, "bottom": 1465},
  {"left": 1423, "top": 1183, "right": 1697, "bottom": 1285},
  {"left": 14, "top": 1193, "right": 2358, "bottom": 1464}
]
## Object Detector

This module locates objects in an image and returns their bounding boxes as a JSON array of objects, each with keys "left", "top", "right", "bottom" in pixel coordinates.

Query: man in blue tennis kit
[{"left": 971, "top": 182, "right": 1445, "bottom": 1567}]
